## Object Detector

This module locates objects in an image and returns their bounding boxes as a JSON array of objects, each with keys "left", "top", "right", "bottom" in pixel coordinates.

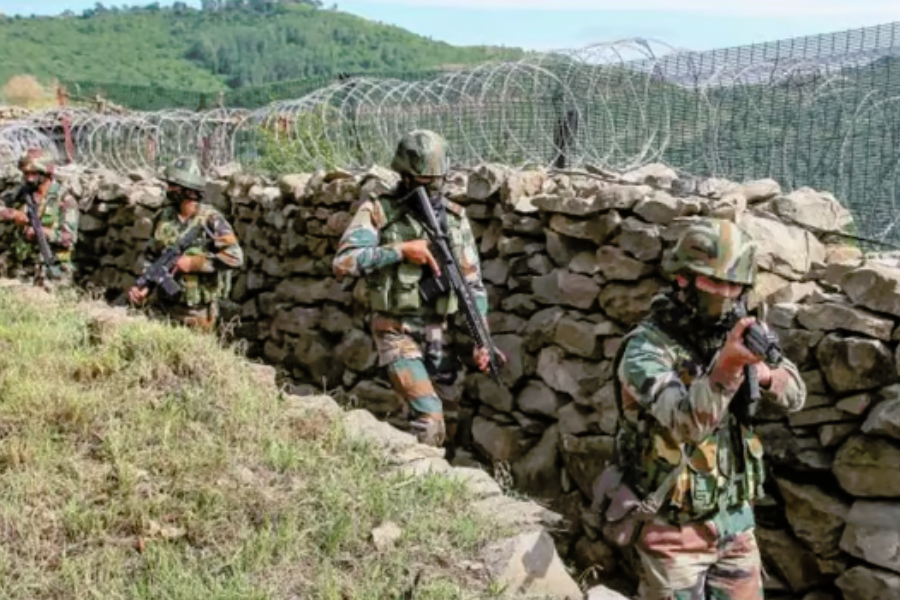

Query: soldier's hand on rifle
[
  {"left": 474, "top": 345, "right": 507, "bottom": 374},
  {"left": 754, "top": 363, "right": 773, "bottom": 388},
  {"left": 0, "top": 208, "right": 29, "bottom": 227},
  {"left": 127, "top": 286, "right": 149, "bottom": 304},
  {"left": 719, "top": 317, "right": 763, "bottom": 371},
  {"left": 24, "top": 225, "right": 52, "bottom": 240},
  {"left": 172, "top": 255, "right": 198, "bottom": 274},
  {"left": 398, "top": 239, "right": 441, "bottom": 276}
]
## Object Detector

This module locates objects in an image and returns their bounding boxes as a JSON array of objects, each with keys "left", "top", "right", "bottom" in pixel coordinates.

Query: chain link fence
[{"left": 4, "top": 23, "right": 900, "bottom": 242}]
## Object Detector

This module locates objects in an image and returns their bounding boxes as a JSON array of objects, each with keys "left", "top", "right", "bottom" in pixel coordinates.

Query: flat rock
[
  {"left": 479, "top": 529, "right": 583, "bottom": 599},
  {"left": 737, "top": 212, "right": 826, "bottom": 280},
  {"left": 862, "top": 398, "right": 900, "bottom": 441},
  {"left": 842, "top": 265, "right": 900, "bottom": 319},
  {"left": 833, "top": 434, "right": 900, "bottom": 497},
  {"left": 559, "top": 433, "right": 615, "bottom": 499},
  {"left": 836, "top": 565, "right": 900, "bottom": 600},
  {"left": 775, "top": 478, "right": 850, "bottom": 557},
  {"left": 840, "top": 500, "right": 900, "bottom": 574},
  {"left": 755, "top": 527, "right": 838, "bottom": 593},
  {"left": 517, "top": 380, "right": 565, "bottom": 418},
  {"left": 532, "top": 269, "right": 600, "bottom": 310},
  {"left": 598, "top": 278, "right": 665, "bottom": 325},
  {"left": 617, "top": 216, "right": 662, "bottom": 261},
  {"left": 815, "top": 334, "right": 898, "bottom": 393},
  {"left": 797, "top": 302, "right": 894, "bottom": 340},
  {"left": 772, "top": 187, "right": 853, "bottom": 233}
]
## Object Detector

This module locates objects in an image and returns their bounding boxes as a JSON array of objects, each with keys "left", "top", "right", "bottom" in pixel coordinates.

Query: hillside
[
  {"left": 0, "top": 0, "right": 523, "bottom": 93},
  {"left": 0, "top": 282, "right": 508, "bottom": 599}
]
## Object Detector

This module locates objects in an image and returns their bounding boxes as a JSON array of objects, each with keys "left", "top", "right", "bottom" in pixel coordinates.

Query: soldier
[
  {"left": 0, "top": 147, "right": 79, "bottom": 287},
  {"left": 333, "top": 129, "right": 499, "bottom": 448},
  {"left": 127, "top": 156, "right": 243, "bottom": 333},
  {"left": 608, "top": 218, "right": 806, "bottom": 600}
]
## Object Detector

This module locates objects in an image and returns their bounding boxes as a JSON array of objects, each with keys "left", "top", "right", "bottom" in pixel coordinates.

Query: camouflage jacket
[
  {"left": 333, "top": 193, "right": 489, "bottom": 320},
  {"left": 0, "top": 181, "right": 79, "bottom": 266},
  {"left": 614, "top": 293, "right": 806, "bottom": 522},
  {"left": 146, "top": 204, "right": 243, "bottom": 307}
]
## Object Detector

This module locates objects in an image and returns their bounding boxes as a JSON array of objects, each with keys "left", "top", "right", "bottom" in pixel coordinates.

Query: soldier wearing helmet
[
  {"left": 601, "top": 218, "right": 806, "bottom": 600},
  {"left": 127, "top": 156, "right": 243, "bottom": 332},
  {"left": 333, "top": 129, "right": 499, "bottom": 448},
  {"left": 0, "top": 147, "right": 79, "bottom": 286}
]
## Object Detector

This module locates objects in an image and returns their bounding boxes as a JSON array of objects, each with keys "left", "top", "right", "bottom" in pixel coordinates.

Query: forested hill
[{"left": 0, "top": 0, "right": 524, "bottom": 92}]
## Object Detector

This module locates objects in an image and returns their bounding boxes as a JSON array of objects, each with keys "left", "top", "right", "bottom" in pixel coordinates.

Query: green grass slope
[
  {"left": 0, "top": 283, "right": 505, "bottom": 599},
  {"left": 0, "top": 2, "right": 523, "bottom": 92}
]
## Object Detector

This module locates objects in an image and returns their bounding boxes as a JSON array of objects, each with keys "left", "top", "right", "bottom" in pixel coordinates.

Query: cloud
[{"left": 352, "top": 0, "right": 899, "bottom": 17}]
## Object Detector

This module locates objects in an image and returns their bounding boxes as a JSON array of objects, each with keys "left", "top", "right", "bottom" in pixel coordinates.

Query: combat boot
[{"left": 411, "top": 413, "right": 446, "bottom": 447}]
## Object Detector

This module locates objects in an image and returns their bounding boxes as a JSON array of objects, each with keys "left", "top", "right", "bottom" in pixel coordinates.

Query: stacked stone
[
  {"left": 6, "top": 159, "right": 900, "bottom": 599},
  {"left": 756, "top": 259, "right": 900, "bottom": 600}
]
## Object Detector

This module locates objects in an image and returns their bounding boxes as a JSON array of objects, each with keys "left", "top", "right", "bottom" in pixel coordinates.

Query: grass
[{"left": 0, "top": 283, "right": 508, "bottom": 600}]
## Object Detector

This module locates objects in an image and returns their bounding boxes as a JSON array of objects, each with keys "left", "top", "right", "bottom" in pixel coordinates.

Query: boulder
[
  {"left": 833, "top": 434, "right": 900, "bottom": 497},
  {"left": 815, "top": 334, "right": 897, "bottom": 393},
  {"left": 511, "top": 425, "right": 562, "bottom": 499},
  {"left": 532, "top": 269, "right": 600, "bottom": 310},
  {"left": 796, "top": 302, "right": 894, "bottom": 341},
  {"left": 559, "top": 433, "right": 615, "bottom": 499},
  {"left": 598, "top": 278, "right": 665, "bottom": 325},
  {"left": 774, "top": 478, "right": 850, "bottom": 557},
  {"left": 836, "top": 565, "right": 900, "bottom": 600},
  {"left": 737, "top": 212, "right": 826, "bottom": 280},
  {"left": 840, "top": 500, "right": 900, "bottom": 574},
  {"left": 841, "top": 265, "right": 900, "bottom": 319},
  {"left": 772, "top": 187, "right": 853, "bottom": 233}
]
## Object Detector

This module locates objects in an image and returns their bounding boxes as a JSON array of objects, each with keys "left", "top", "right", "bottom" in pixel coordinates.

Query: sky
[{"left": 1, "top": 0, "right": 899, "bottom": 53}]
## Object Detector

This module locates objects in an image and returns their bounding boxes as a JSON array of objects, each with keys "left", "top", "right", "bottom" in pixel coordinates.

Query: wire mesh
[{"left": 4, "top": 23, "right": 900, "bottom": 242}]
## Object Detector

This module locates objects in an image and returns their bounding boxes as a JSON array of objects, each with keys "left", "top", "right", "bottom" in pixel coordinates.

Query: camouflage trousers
[
  {"left": 636, "top": 503, "right": 763, "bottom": 600},
  {"left": 371, "top": 313, "right": 463, "bottom": 445},
  {"left": 151, "top": 299, "right": 219, "bottom": 333}
]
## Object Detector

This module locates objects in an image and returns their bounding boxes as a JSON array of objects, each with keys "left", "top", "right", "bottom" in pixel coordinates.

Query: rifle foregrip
[{"left": 744, "top": 363, "right": 761, "bottom": 405}]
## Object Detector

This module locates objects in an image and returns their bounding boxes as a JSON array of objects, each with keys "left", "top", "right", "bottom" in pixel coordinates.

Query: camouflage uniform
[
  {"left": 610, "top": 219, "right": 806, "bottom": 600},
  {"left": 0, "top": 148, "right": 79, "bottom": 287},
  {"left": 333, "top": 130, "right": 489, "bottom": 447},
  {"left": 141, "top": 157, "right": 243, "bottom": 332}
]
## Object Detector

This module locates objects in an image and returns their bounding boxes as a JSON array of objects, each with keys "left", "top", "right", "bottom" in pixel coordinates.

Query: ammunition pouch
[
  {"left": 592, "top": 450, "right": 687, "bottom": 548},
  {"left": 419, "top": 270, "right": 450, "bottom": 304}
]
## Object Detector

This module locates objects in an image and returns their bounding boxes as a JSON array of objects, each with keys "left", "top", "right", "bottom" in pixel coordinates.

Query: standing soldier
[
  {"left": 333, "top": 129, "right": 498, "bottom": 448},
  {"left": 605, "top": 218, "right": 806, "bottom": 599},
  {"left": 127, "top": 156, "right": 243, "bottom": 333},
  {"left": 0, "top": 148, "right": 79, "bottom": 287}
]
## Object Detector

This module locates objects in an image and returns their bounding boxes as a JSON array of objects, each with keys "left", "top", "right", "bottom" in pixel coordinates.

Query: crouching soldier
[{"left": 127, "top": 156, "right": 243, "bottom": 332}]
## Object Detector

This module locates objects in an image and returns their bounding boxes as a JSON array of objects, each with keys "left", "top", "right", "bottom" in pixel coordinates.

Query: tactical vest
[
  {"left": 611, "top": 321, "right": 767, "bottom": 523},
  {"left": 11, "top": 181, "right": 74, "bottom": 265},
  {"left": 368, "top": 197, "right": 464, "bottom": 317},
  {"left": 152, "top": 205, "right": 230, "bottom": 307}
]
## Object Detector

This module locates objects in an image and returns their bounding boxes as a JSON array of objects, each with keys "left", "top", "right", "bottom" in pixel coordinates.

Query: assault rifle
[
  {"left": 722, "top": 298, "right": 784, "bottom": 421},
  {"left": 22, "top": 189, "right": 63, "bottom": 280},
  {"left": 114, "top": 225, "right": 204, "bottom": 305},
  {"left": 408, "top": 186, "right": 504, "bottom": 381}
]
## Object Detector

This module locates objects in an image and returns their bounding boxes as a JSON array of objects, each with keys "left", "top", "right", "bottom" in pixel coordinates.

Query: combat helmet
[
  {"left": 163, "top": 156, "right": 206, "bottom": 192},
  {"left": 390, "top": 129, "right": 450, "bottom": 178},
  {"left": 18, "top": 147, "right": 57, "bottom": 176},
  {"left": 662, "top": 218, "right": 757, "bottom": 286}
]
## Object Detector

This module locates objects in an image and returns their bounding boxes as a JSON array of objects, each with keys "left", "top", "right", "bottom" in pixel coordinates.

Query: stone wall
[{"left": 4, "top": 161, "right": 900, "bottom": 599}]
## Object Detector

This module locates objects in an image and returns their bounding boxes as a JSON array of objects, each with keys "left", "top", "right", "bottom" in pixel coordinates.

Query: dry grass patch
[{"left": 0, "top": 287, "right": 507, "bottom": 600}]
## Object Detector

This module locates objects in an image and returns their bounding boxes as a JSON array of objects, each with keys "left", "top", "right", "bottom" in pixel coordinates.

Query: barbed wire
[{"left": 4, "top": 25, "right": 900, "bottom": 242}]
